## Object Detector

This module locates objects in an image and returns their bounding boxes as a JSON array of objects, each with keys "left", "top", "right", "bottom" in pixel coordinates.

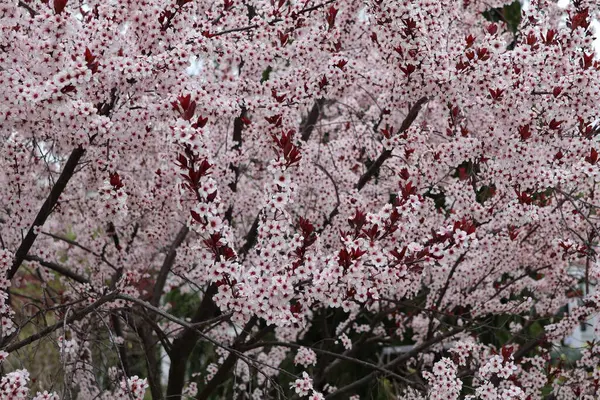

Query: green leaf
[
  {"left": 261, "top": 66, "right": 272, "bottom": 83},
  {"left": 529, "top": 321, "right": 544, "bottom": 338},
  {"left": 377, "top": 377, "right": 396, "bottom": 399}
]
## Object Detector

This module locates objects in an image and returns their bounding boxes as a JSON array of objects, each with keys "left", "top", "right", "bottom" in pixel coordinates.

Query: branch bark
[
  {"left": 166, "top": 284, "right": 219, "bottom": 400},
  {"left": 238, "top": 213, "right": 260, "bottom": 256},
  {"left": 355, "top": 97, "right": 428, "bottom": 191},
  {"left": 241, "top": 341, "right": 424, "bottom": 390},
  {"left": 196, "top": 316, "right": 257, "bottom": 400},
  {"left": 8, "top": 146, "right": 86, "bottom": 280},
  {"left": 2, "top": 291, "right": 118, "bottom": 353},
  {"left": 355, "top": 149, "right": 392, "bottom": 191},
  {"left": 17, "top": 1, "right": 38, "bottom": 17},
  {"left": 138, "top": 319, "right": 164, "bottom": 400},
  {"left": 150, "top": 225, "right": 189, "bottom": 306},
  {"left": 324, "top": 327, "right": 462, "bottom": 399},
  {"left": 239, "top": 97, "right": 325, "bottom": 252},
  {"left": 225, "top": 107, "right": 247, "bottom": 224},
  {"left": 22, "top": 255, "right": 89, "bottom": 284},
  {"left": 111, "top": 313, "right": 132, "bottom": 379},
  {"left": 301, "top": 99, "right": 325, "bottom": 142},
  {"left": 196, "top": 0, "right": 338, "bottom": 39}
]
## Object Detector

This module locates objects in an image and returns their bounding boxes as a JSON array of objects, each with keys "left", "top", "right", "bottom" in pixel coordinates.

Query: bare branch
[
  {"left": 355, "top": 97, "right": 428, "bottom": 191},
  {"left": 17, "top": 1, "right": 38, "bottom": 17},
  {"left": 196, "top": 317, "right": 257, "bottom": 400},
  {"left": 2, "top": 291, "right": 118, "bottom": 353},
  {"left": 241, "top": 341, "right": 425, "bottom": 390},
  {"left": 22, "top": 255, "right": 89, "bottom": 284},
  {"left": 301, "top": 99, "right": 325, "bottom": 142},
  {"left": 325, "top": 327, "right": 463, "bottom": 399},
  {"left": 151, "top": 225, "right": 189, "bottom": 306},
  {"left": 315, "top": 163, "right": 340, "bottom": 230},
  {"left": 238, "top": 213, "right": 260, "bottom": 256},
  {"left": 194, "top": 0, "right": 338, "bottom": 39},
  {"left": 9, "top": 146, "right": 86, "bottom": 280}
]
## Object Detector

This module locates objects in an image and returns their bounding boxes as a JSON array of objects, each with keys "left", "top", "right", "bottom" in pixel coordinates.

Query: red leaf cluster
[
  {"left": 172, "top": 94, "right": 197, "bottom": 121},
  {"left": 271, "top": 130, "right": 301, "bottom": 167}
]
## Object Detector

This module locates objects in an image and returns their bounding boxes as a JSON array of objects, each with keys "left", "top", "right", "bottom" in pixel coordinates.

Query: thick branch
[
  {"left": 196, "top": 317, "right": 257, "bottom": 400},
  {"left": 119, "top": 293, "right": 282, "bottom": 400},
  {"left": 166, "top": 284, "right": 218, "bottom": 400},
  {"left": 9, "top": 146, "right": 86, "bottom": 279},
  {"left": 355, "top": 149, "right": 392, "bottom": 191},
  {"left": 111, "top": 314, "right": 132, "bottom": 378},
  {"left": 22, "top": 255, "right": 89, "bottom": 284},
  {"left": 238, "top": 214, "right": 260, "bottom": 256},
  {"left": 315, "top": 163, "right": 340, "bottom": 232},
  {"left": 225, "top": 107, "right": 248, "bottom": 223},
  {"left": 513, "top": 334, "right": 544, "bottom": 361},
  {"left": 17, "top": 1, "right": 38, "bottom": 17},
  {"left": 397, "top": 97, "right": 428, "bottom": 133},
  {"left": 151, "top": 225, "right": 189, "bottom": 306},
  {"left": 138, "top": 320, "right": 164, "bottom": 400},
  {"left": 118, "top": 293, "right": 286, "bottom": 390},
  {"left": 435, "top": 252, "right": 467, "bottom": 310},
  {"left": 426, "top": 252, "right": 467, "bottom": 340},
  {"left": 232, "top": 107, "right": 247, "bottom": 150},
  {"left": 301, "top": 99, "right": 325, "bottom": 142},
  {"left": 355, "top": 97, "right": 428, "bottom": 191}
]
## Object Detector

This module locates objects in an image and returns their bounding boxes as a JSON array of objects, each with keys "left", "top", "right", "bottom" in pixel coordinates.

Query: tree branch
[
  {"left": 238, "top": 213, "right": 260, "bottom": 256},
  {"left": 9, "top": 146, "right": 86, "bottom": 280},
  {"left": 150, "top": 225, "right": 189, "bottom": 306},
  {"left": 196, "top": 0, "right": 338, "bottom": 39},
  {"left": 426, "top": 252, "right": 467, "bottom": 340},
  {"left": 355, "top": 97, "right": 428, "bottom": 191},
  {"left": 22, "top": 255, "right": 89, "bottom": 284},
  {"left": 301, "top": 99, "right": 325, "bottom": 142},
  {"left": 2, "top": 291, "right": 118, "bottom": 353},
  {"left": 241, "top": 341, "right": 425, "bottom": 390},
  {"left": 137, "top": 319, "right": 164, "bottom": 400},
  {"left": 435, "top": 253, "right": 467, "bottom": 310},
  {"left": 325, "top": 327, "right": 462, "bottom": 399},
  {"left": 355, "top": 149, "right": 392, "bottom": 191},
  {"left": 315, "top": 163, "right": 340, "bottom": 231},
  {"left": 225, "top": 107, "right": 248, "bottom": 224},
  {"left": 111, "top": 313, "right": 132, "bottom": 378},
  {"left": 17, "top": 1, "right": 38, "bottom": 17},
  {"left": 196, "top": 316, "right": 258, "bottom": 400},
  {"left": 166, "top": 284, "right": 219, "bottom": 400}
]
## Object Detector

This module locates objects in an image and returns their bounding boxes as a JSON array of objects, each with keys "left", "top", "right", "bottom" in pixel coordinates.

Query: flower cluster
[
  {"left": 290, "top": 371, "right": 323, "bottom": 399},
  {"left": 424, "top": 358, "right": 462, "bottom": 400}
]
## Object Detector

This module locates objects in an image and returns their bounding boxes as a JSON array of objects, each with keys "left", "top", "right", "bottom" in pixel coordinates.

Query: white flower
[
  {"left": 274, "top": 173, "right": 290, "bottom": 187},
  {"left": 291, "top": 372, "right": 314, "bottom": 396}
]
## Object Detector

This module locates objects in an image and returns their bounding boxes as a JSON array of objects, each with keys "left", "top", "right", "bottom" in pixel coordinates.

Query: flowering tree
[{"left": 2, "top": 0, "right": 600, "bottom": 398}]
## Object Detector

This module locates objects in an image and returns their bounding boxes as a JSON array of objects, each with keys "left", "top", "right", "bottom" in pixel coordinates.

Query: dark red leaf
[
  {"left": 190, "top": 210, "right": 203, "bottom": 223},
  {"left": 585, "top": 148, "right": 598, "bottom": 165},
  {"left": 54, "top": 0, "right": 67, "bottom": 14}
]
